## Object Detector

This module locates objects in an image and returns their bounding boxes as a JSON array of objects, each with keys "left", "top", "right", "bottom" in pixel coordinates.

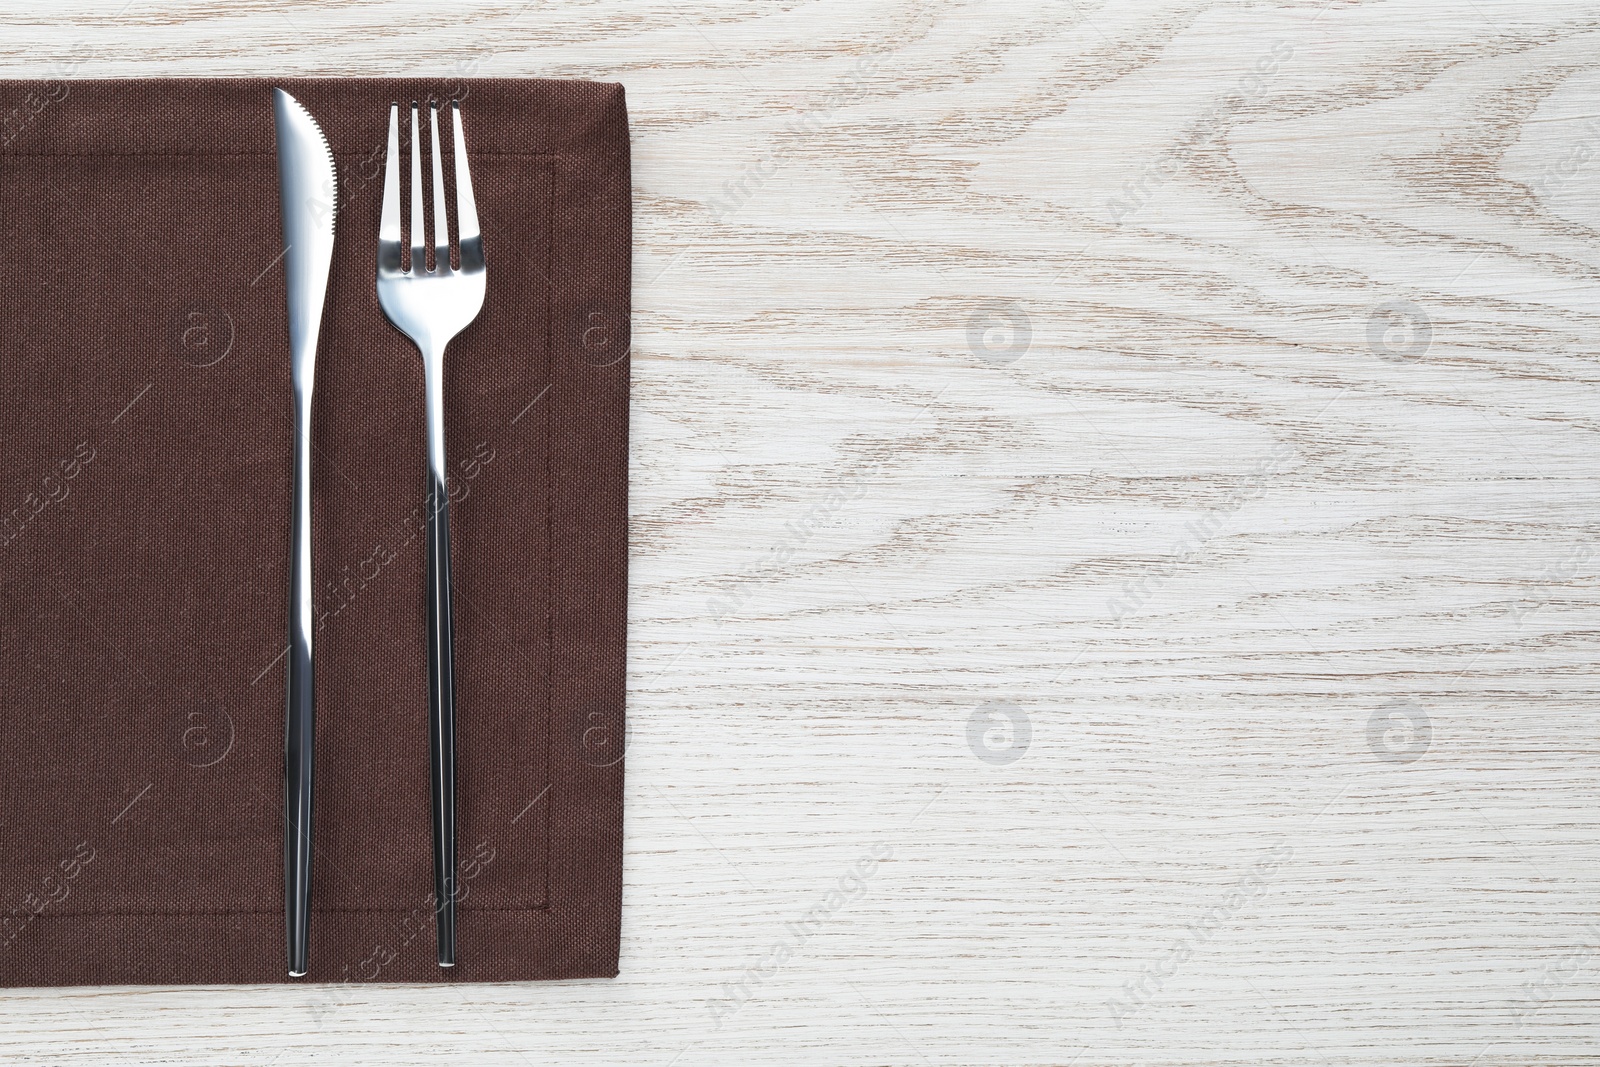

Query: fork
[{"left": 377, "top": 99, "right": 486, "bottom": 968}]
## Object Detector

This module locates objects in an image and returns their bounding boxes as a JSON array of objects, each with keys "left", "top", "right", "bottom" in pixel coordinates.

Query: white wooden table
[{"left": 3, "top": 0, "right": 1599, "bottom": 1063}]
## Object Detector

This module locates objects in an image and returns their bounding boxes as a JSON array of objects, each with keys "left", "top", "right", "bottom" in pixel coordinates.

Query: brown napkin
[{"left": 0, "top": 77, "right": 628, "bottom": 986}]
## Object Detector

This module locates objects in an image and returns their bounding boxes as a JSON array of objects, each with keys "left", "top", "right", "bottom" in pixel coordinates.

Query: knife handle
[
  {"left": 423, "top": 358, "right": 458, "bottom": 968},
  {"left": 285, "top": 389, "right": 316, "bottom": 977}
]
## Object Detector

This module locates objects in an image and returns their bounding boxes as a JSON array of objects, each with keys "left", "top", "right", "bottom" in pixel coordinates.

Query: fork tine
[
  {"left": 409, "top": 101, "right": 426, "bottom": 273},
  {"left": 429, "top": 103, "right": 450, "bottom": 271},
  {"left": 379, "top": 103, "right": 401, "bottom": 268},
  {"left": 451, "top": 102, "right": 482, "bottom": 268}
]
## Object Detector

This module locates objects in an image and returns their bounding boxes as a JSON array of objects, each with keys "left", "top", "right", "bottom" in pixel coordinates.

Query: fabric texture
[{"left": 0, "top": 77, "right": 629, "bottom": 986}]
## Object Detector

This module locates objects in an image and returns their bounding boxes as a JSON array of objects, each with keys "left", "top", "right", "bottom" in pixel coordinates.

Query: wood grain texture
[{"left": 3, "top": 0, "right": 1600, "bottom": 1063}]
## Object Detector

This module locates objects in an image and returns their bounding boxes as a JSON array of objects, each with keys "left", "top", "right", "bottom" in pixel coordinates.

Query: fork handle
[{"left": 423, "top": 363, "right": 458, "bottom": 968}]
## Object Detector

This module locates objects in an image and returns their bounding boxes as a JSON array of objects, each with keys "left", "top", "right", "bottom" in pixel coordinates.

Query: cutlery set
[{"left": 273, "top": 88, "right": 484, "bottom": 977}]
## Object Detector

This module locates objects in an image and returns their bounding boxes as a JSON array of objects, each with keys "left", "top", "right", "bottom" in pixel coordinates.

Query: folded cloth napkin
[{"left": 0, "top": 77, "right": 628, "bottom": 986}]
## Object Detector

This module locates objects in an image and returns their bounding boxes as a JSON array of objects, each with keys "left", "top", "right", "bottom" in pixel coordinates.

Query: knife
[{"left": 272, "top": 87, "right": 337, "bottom": 979}]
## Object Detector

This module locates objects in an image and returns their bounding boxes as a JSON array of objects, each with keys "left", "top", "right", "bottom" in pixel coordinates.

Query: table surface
[{"left": 3, "top": 0, "right": 1599, "bottom": 1064}]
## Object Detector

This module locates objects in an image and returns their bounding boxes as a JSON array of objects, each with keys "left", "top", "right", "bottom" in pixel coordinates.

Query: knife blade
[{"left": 272, "top": 87, "right": 337, "bottom": 979}]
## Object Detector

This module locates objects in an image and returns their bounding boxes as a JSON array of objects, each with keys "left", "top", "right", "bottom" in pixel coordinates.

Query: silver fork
[{"left": 377, "top": 99, "right": 486, "bottom": 968}]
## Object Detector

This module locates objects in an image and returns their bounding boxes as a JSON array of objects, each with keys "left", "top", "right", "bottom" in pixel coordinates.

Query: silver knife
[{"left": 272, "top": 87, "right": 337, "bottom": 979}]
